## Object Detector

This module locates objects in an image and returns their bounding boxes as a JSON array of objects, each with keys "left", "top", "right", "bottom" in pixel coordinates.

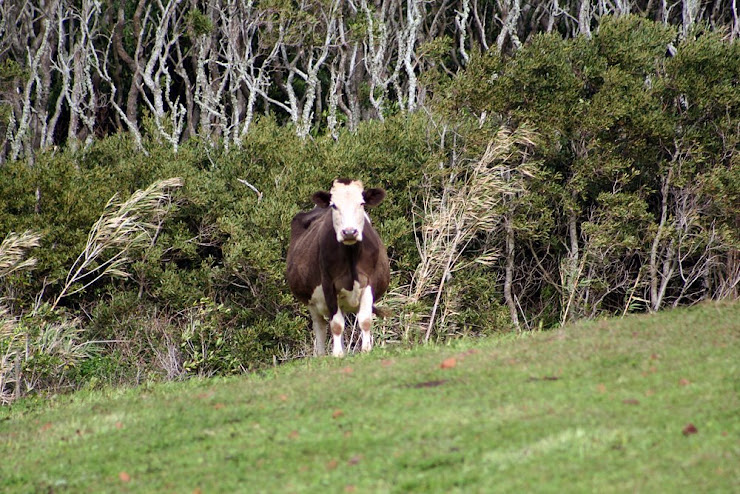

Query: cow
[{"left": 286, "top": 179, "right": 390, "bottom": 357}]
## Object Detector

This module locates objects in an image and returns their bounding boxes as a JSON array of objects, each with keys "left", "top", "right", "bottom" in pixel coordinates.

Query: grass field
[{"left": 2, "top": 302, "right": 739, "bottom": 493}]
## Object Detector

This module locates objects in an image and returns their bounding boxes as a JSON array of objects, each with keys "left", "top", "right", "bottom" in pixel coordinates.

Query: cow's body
[{"left": 286, "top": 180, "right": 390, "bottom": 357}]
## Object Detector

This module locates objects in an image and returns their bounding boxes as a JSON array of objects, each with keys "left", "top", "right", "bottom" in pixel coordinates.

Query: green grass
[{"left": 2, "top": 302, "right": 739, "bottom": 493}]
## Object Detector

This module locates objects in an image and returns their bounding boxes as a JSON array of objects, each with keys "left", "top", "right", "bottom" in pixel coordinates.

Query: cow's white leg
[
  {"left": 308, "top": 306, "right": 327, "bottom": 356},
  {"left": 358, "top": 286, "right": 374, "bottom": 352},
  {"left": 329, "top": 309, "right": 345, "bottom": 357}
]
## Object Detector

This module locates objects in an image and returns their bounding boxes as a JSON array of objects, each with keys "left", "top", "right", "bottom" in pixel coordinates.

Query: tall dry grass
[
  {"left": 378, "top": 126, "right": 538, "bottom": 343},
  {"left": 0, "top": 230, "right": 41, "bottom": 279},
  {"left": 51, "top": 177, "right": 183, "bottom": 310},
  {"left": 1, "top": 178, "right": 182, "bottom": 403}
]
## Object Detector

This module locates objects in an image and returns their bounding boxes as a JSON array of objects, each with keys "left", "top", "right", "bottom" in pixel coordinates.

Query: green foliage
[
  {"left": 444, "top": 266, "right": 510, "bottom": 336},
  {"left": 186, "top": 9, "right": 214, "bottom": 37},
  {"left": 0, "top": 59, "right": 26, "bottom": 84},
  {"left": 180, "top": 298, "right": 240, "bottom": 376},
  {"left": 0, "top": 59, "right": 26, "bottom": 129},
  {"left": 582, "top": 191, "right": 653, "bottom": 253},
  {"left": 592, "top": 15, "right": 675, "bottom": 76},
  {"left": 445, "top": 15, "right": 738, "bottom": 322}
]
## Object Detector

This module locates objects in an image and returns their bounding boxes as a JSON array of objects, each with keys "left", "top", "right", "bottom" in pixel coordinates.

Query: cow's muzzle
[{"left": 341, "top": 228, "right": 359, "bottom": 244}]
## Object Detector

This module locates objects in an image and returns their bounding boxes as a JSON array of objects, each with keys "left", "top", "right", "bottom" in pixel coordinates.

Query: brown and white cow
[{"left": 286, "top": 179, "right": 390, "bottom": 357}]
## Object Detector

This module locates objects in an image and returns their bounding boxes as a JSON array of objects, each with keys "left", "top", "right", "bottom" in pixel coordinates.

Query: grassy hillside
[{"left": 1, "top": 302, "right": 738, "bottom": 493}]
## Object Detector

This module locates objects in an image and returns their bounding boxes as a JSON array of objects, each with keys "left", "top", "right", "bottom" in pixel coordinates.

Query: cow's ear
[
  {"left": 312, "top": 190, "right": 331, "bottom": 208},
  {"left": 363, "top": 188, "right": 386, "bottom": 207}
]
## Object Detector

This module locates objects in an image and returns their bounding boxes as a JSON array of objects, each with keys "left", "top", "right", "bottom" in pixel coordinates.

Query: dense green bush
[{"left": 442, "top": 16, "right": 739, "bottom": 323}]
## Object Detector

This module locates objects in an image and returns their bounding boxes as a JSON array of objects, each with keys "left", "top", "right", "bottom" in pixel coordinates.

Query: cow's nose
[{"left": 342, "top": 228, "right": 358, "bottom": 238}]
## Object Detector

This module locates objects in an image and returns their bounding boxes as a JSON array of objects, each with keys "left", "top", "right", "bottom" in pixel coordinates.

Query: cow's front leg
[
  {"left": 329, "top": 309, "right": 345, "bottom": 357},
  {"left": 308, "top": 306, "right": 327, "bottom": 356},
  {"left": 358, "top": 286, "right": 374, "bottom": 352}
]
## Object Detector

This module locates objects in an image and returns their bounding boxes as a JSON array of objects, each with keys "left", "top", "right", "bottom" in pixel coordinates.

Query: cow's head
[{"left": 312, "top": 179, "right": 385, "bottom": 245}]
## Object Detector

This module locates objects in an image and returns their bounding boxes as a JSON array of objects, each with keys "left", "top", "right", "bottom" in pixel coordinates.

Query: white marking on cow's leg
[
  {"left": 358, "top": 286, "right": 374, "bottom": 352},
  {"left": 329, "top": 310, "right": 345, "bottom": 357},
  {"left": 308, "top": 306, "right": 327, "bottom": 356}
]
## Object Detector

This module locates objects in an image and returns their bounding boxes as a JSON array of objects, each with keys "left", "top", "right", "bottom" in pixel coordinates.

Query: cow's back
[{"left": 286, "top": 208, "right": 329, "bottom": 304}]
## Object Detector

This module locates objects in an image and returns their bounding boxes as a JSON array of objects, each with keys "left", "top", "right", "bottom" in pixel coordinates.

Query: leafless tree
[{"left": 2, "top": 0, "right": 738, "bottom": 162}]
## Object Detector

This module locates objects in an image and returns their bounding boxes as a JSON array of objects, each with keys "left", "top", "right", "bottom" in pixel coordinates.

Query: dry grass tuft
[
  {"left": 1, "top": 179, "right": 182, "bottom": 404},
  {"left": 0, "top": 312, "right": 89, "bottom": 405},
  {"left": 0, "top": 230, "right": 41, "bottom": 279},
  {"left": 51, "top": 177, "right": 183, "bottom": 310},
  {"left": 404, "top": 125, "right": 538, "bottom": 341}
]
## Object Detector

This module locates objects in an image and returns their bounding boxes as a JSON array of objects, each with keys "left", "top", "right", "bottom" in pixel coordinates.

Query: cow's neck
[
  {"left": 339, "top": 241, "right": 361, "bottom": 282},
  {"left": 330, "top": 242, "right": 362, "bottom": 282}
]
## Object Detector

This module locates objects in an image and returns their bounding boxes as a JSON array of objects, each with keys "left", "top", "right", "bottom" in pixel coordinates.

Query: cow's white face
[
  {"left": 312, "top": 179, "right": 386, "bottom": 245},
  {"left": 329, "top": 180, "right": 366, "bottom": 244}
]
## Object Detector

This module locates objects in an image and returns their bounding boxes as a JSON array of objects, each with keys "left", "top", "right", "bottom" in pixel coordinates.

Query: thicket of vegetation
[{"left": 1, "top": 14, "right": 738, "bottom": 402}]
